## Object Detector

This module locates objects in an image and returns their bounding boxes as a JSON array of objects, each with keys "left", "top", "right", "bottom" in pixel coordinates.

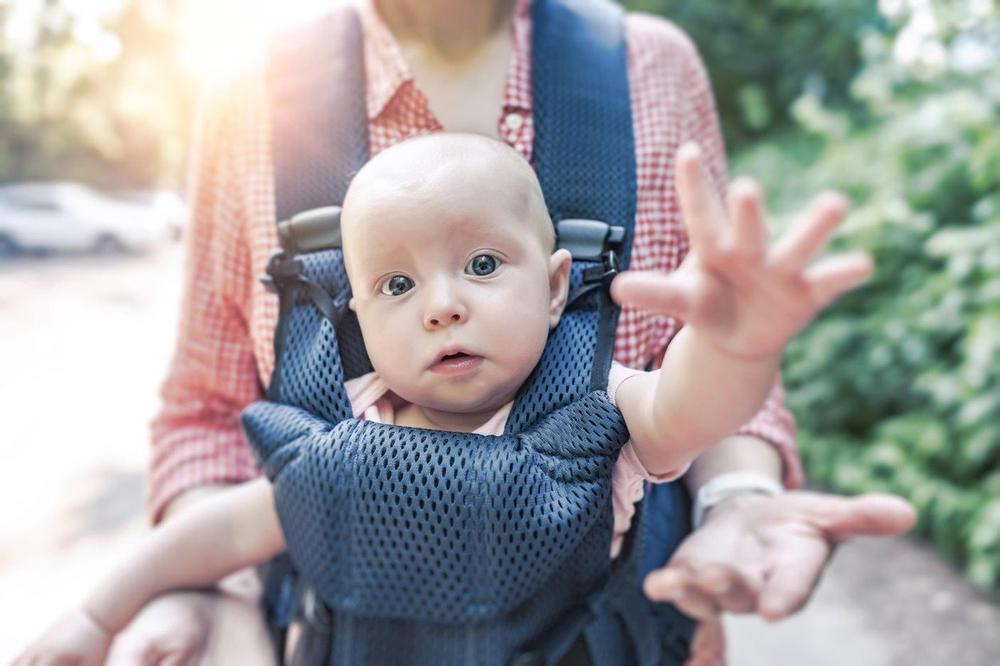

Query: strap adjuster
[
  {"left": 557, "top": 219, "right": 624, "bottom": 287},
  {"left": 582, "top": 249, "right": 620, "bottom": 285},
  {"left": 261, "top": 251, "right": 304, "bottom": 293},
  {"left": 556, "top": 219, "right": 625, "bottom": 261},
  {"left": 277, "top": 206, "right": 343, "bottom": 254}
]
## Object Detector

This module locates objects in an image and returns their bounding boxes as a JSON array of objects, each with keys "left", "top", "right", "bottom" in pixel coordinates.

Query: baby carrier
[{"left": 241, "top": 1, "right": 695, "bottom": 663}]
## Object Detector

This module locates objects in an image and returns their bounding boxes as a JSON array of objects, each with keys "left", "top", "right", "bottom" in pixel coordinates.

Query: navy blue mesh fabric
[
  {"left": 243, "top": 251, "right": 630, "bottom": 659},
  {"left": 531, "top": 0, "right": 636, "bottom": 268},
  {"left": 243, "top": 390, "right": 627, "bottom": 624},
  {"left": 270, "top": 249, "right": 372, "bottom": 422},
  {"left": 506, "top": 264, "right": 599, "bottom": 433}
]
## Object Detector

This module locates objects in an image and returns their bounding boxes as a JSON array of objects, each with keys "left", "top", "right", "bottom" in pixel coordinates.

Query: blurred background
[{"left": 0, "top": 0, "right": 997, "bottom": 663}]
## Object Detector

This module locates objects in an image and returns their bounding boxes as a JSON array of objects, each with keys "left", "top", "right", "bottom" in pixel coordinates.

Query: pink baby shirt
[{"left": 344, "top": 362, "right": 687, "bottom": 558}]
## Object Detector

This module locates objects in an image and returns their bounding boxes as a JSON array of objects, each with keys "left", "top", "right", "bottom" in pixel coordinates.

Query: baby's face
[{"left": 343, "top": 135, "right": 570, "bottom": 418}]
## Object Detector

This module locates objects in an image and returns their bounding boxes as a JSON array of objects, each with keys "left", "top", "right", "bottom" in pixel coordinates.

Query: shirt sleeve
[{"left": 147, "top": 70, "right": 267, "bottom": 523}]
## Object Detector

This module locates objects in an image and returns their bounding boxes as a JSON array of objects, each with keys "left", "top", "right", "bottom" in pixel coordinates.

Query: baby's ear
[
  {"left": 348, "top": 297, "right": 356, "bottom": 312},
  {"left": 548, "top": 248, "right": 573, "bottom": 328}
]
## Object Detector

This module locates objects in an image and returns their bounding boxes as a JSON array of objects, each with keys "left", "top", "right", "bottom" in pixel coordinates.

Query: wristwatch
[{"left": 691, "top": 471, "right": 784, "bottom": 529}]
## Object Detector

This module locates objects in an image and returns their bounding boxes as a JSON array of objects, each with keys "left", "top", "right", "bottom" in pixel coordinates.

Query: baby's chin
[
  {"left": 418, "top": 391, "right": 515, "bottom": 416},
  {"left": 396, "top": 381, "right": 523, "bottom": 417}
]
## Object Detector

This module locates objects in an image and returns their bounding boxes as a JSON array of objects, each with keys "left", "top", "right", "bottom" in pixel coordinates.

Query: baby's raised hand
[
  {"left": 611, "top": 142, "right": 872, "bottom": 361},
  {"left": 14, "top": 609, "right": 112, "bottom": 666}
]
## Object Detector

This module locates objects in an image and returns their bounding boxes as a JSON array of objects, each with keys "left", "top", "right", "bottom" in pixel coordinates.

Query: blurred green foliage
[
  {"left": 623, "top": 0, "right": 884, "bottom": 148},
  {"left": 631, "top": 3, "right": 1000, "bottom": 590},
  {"left": 727, "top": 1, "right": 1000, "bottom": 591}
]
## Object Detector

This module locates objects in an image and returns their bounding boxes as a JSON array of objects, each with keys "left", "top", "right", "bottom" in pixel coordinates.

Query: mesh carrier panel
[
  {"left": 271, "top": 250, "right": 372, "bottom": 424},
  {"left": 243, "top": 261, "right": 627, "bottom": 624},
  {"left": 244, "top": 391, "right": 627, "bottom": 624}
]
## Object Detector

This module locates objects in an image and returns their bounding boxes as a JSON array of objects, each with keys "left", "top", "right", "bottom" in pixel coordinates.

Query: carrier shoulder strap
[
  {"left": 505, "top": 0, "right": 636, "bottom": 431},
  {"left": 265, "top": 7, "right": 370, "bottom": 404},
  {"left": 268, "top": 7, "right": 369, "bottom": 225}
]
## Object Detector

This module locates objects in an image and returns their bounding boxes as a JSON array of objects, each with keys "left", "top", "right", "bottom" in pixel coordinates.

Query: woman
[{"left": 116, "top": 1, "right": 915, "bottom": 663}]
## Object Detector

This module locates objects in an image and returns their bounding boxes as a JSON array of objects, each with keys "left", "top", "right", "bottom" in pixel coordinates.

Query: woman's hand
[
  {"left": 106, "top": 569, "right": 275, "bottom": 666},
  {"left": 612, "top": 142, "right": 872, "bottom": 362},
  {"left": 644, "top": 491, "right": 916, "bottom": 621}
]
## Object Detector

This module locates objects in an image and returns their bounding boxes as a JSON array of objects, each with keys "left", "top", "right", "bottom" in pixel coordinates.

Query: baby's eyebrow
[{"left": 452, "top": 218, "right": 525, "bottom": 244}]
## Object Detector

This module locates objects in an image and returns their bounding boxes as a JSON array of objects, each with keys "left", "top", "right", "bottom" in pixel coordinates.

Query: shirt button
[{"left": 504, "top": 113, "right": 524, "bottom": 131}]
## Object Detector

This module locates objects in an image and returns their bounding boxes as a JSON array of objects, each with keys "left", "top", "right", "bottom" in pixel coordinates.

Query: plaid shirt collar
[{"left": 357, "top": 0, "right": 533, "bottom": 122}]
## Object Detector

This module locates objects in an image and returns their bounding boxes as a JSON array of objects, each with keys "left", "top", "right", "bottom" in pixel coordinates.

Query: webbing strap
[{"left": 533, "top": 0, "right": 635, "bottom": 392}]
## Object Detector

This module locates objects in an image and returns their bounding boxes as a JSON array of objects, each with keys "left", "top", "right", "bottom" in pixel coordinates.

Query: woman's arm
[
  {"left": 684, "top": 434, "right": 783, "bottom": 492},
  {"left": 87, "top": 478, "right": 284, "bottom": 634},
  {"left": 16, "top": 480, "right": 284, "bottom": 666},
  {"left": 147, "top": 60, "right": 268, "bottom": 524}
]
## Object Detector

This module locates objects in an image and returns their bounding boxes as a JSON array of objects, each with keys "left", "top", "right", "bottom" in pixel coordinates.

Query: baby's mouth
[{"left": 430, "top": 351, "right": 483, "bottom": 375}]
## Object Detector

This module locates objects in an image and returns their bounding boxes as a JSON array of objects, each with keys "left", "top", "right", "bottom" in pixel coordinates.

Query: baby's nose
[
  {"left": 426, "top": 311, "right": 465, "bottom": 328},
  {"left": 424, "top": 284, "right": 468, "bottom": 330}
]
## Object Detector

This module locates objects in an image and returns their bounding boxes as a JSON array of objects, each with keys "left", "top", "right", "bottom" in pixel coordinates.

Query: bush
[
  {"left": 732, "top": 2, "right": 1000, "bottom": 590},
  {"left": 622, "top": 0, "right": 882, "bottom": 148}
]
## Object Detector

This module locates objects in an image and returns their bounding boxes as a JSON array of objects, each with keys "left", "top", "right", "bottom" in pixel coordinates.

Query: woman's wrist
[
  {"left": 685, "top": 434, "right": 783, "bottom": 495},
  {"left": 691, "top": 471, "right": 784, "bottom": 529}
]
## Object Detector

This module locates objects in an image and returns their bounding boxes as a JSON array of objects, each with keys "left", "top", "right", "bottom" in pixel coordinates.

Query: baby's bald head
[{"left": 340, "top": 133, "right": 554, "bottom": 271}]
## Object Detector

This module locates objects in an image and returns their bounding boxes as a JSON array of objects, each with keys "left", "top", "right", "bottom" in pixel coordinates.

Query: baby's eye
[
  {"left": 466, "top": 254, "right": 501, "bottom": 276},
  {"left": 380, "top": 275, "right": 414, "bottom": 296}
]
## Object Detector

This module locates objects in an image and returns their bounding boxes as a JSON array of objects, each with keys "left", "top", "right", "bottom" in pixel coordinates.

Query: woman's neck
[{"left": 374, "top": 0, "right": 517, "bottom": 62}]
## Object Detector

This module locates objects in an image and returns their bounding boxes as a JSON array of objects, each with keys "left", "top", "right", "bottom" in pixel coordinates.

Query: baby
[{"left": 16, "top": 133, "right": 871, "bottom": 665}]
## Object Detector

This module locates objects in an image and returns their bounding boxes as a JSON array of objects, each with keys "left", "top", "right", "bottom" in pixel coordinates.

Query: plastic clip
[
  {"left": 582, "top": 248, "right": 620, "bottom": 285},
  {"left": 260, "top": 250, "right": 304, "bottom": 293}
]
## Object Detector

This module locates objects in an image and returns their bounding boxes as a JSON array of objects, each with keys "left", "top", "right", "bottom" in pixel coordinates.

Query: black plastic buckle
[
  {"left": 261, "top": 250, "right": 304, "bottom": 293},
  {"left": 582, "top": 248, "right": 620, "bottom": 285},
  {"left": 301, "top": 587, "right": 333, "bottom": 634}
]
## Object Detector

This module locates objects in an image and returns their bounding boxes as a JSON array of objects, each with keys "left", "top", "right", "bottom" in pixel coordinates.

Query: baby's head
[{"left": 342, "top": 133, "right": 571, "bottom": 419}]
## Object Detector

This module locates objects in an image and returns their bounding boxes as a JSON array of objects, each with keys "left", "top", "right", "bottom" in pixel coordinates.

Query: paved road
[{"left": 1, "top": 246, "right": 997, "bottom": 664}]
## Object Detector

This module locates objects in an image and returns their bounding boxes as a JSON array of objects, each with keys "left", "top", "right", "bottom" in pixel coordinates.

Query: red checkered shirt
[{"left": 149, "top": 0, "right": 802, "bottom": 522}]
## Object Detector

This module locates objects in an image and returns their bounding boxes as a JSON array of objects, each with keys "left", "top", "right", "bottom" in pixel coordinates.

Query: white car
[
  {"left": 113, "top": 189, "right": 190, "bottom": 241},
  {"left": 0, "top": 181, "right": 177, "bottom": 256}
]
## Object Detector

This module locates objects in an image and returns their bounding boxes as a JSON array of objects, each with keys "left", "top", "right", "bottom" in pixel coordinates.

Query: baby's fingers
[
  {"left": 771, "top": 192, "right": 849, "bottom": 275},
  {"left": 676, "top": 142, "right": 728, "bottom": 251},
  {"left": 727, "top": 178, "right": 768, "bottom": 259},
  {"left": 805, "top": 251, "right": 873, "bottom": 307},
  {"left": 610, "top": 270, "right": 711, "bottom": 321}
]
